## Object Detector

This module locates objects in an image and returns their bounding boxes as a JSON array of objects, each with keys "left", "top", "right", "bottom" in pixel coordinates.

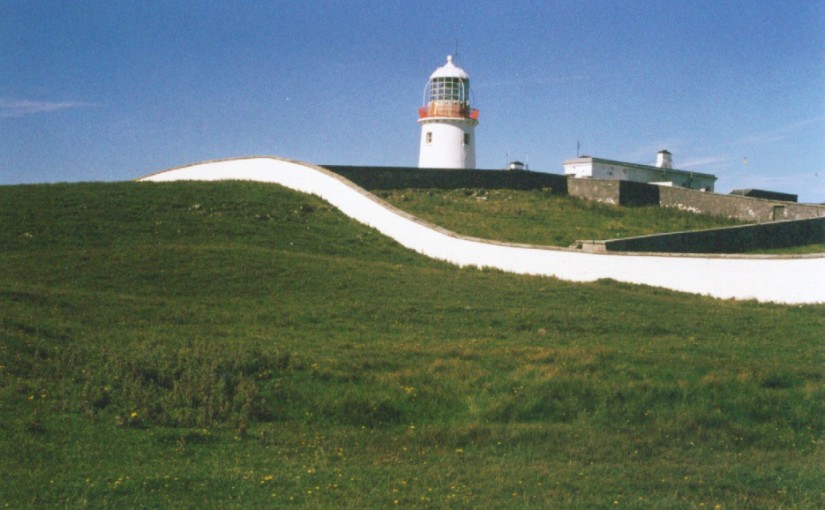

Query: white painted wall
[
  {"left": 418, "top": 120, "right": 475, "bottom": 169},
  {"left": 563, "top": 162, "right": 591, "bottom": 179},
  {"left": 138, "top": 157, "right": 825, "bottom": 304},
  {"left": 564, "top": 159, "right": 716, "bottom": 191}
]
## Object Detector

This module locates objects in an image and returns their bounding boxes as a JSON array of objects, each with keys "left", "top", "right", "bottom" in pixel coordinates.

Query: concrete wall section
[
  {"left": 595, "top": 217, "right": 825, "bottom": 254},
  {"left": 731, "top": 189, "right": 798, "bottom": 202},
  {"left": 323, "top": 165, "right": 569, "bottom": 193},
  {"left": 567, "top": 178, "right": 825, "bottom": 221},
  {"left": 659, "top": 187, "right": 825, "bottom": 222},
  {"left": 567, "top": 178, "right": 622, "bottom": 205},
  {"left": 567, "top": 179, "right": 660, "bottom": 207},
  {"left": 138, "top": 157, "right": 825, "bottom": 304}
]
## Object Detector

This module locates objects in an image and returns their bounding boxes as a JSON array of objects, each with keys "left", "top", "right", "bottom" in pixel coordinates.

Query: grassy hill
[
  {"left": 1, "top": 181, "right": 823, "bottom": 509},
  {"left": 377, "top": 188, "right": 746, "bottom": 247}
]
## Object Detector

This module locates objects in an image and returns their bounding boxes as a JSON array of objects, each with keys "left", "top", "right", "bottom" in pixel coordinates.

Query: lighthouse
[{"left": 418, "top": 55, "right": 479, "bottom": 169}]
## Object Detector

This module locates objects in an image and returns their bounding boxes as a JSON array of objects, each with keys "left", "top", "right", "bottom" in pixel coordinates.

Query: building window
[
  {"left": 464, "top": 133, "right": 471, "bottom": 145},
  {"left": 426, "top": 132, "right": 432, "bottom": 144}
]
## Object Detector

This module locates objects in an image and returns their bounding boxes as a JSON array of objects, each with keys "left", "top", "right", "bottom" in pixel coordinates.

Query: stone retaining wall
[
  {"left": 567, "top": 179, "right": 660, "bottom": 206},
  {"left": 323, "top": 165, "right": 569, "bottom": 193},
  {"left": 658, "top": 186, "right": 825, "bottom": 222},
  {"left": 577, "top": 217, "right": 825, "bottom": 254},
  {"left": 566, "top": 177, "right": 825, "bottom": 221}
]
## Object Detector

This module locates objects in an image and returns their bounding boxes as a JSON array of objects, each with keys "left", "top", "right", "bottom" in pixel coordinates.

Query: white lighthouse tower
[{"left": 418, "top": 55, "right": 479, "bottom": 169}]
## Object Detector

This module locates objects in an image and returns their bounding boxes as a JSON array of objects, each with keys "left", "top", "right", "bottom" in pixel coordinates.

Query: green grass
[
  {"left": 748, "top": 244, "right": 825, "bottom": 255},
  {"left": 1, "top": 181, "right": 823, "bottom": 509},
  {"left": 377, "top": 188, "right": 746, "bottom": 246}
]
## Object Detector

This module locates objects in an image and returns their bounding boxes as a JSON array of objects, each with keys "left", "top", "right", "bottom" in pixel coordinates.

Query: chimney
[{"left": 656, "top": 150, "right": 673, "bottom": 169}]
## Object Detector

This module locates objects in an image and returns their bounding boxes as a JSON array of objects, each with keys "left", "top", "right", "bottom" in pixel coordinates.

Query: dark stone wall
[
  {"left": 322, "top": 165, "right": 568, "bottom": 193},
  {"left": 566, "top": 178, "right": 825, "bottom": 221},
  {"left": 618, "top": 180, "right": 661, "bottom": 206},
  {"left": 319, "top": 166, "right": 824, "bottom": 253},
  {"left": 567, "top": 179, "right": 660, "bottom": 207},
  {"left": 600, "top": 217, "right": 825, "bottom": 254},
  {"left": 658, "top": 187, "right": 825, "bottom": 222},
  {"left": 731, "top": 189, "right": 798, "bottom": 202},
  {"left": 567, "top": 178, "right": 622, "bottom": 205}
]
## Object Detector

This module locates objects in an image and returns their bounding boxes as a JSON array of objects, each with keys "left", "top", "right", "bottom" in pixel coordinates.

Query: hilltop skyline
[{"left": 2, "top": 1, "right": 823, "bottom": 201}]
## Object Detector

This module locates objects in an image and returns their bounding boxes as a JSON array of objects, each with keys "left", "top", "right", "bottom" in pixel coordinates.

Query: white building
[
  {"left": 563, "top": 150, "right": 716, "bottom": 192},
  {"left": 418, "top": 56, "right": 479, "bottom": 169},
  {"left": 506, "top": 161, "right": 528, "bottom": 171}
]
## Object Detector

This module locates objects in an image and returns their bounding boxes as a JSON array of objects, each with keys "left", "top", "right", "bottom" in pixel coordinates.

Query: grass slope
[
  {"left": 1, "top": 182, "right": 823, "bottom": 509},
  {"left": 377, "top": 188, "right": 746, "bottom": 247}
]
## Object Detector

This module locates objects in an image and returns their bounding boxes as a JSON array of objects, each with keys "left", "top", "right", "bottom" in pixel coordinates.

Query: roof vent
[{"left": 656, "top": 150, "right": 673, "bottom": 169}]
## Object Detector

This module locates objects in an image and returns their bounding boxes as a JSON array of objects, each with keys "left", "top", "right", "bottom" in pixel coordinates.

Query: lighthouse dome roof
[{"left": 429, "top": 55, "right": 469, "bottom": 80}]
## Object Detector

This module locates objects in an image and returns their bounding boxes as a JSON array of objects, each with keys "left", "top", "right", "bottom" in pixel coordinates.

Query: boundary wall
[
  {"left": 578, "top": 217, "right": 825, "bottom": 254},
  {"left": 567, "top": 179, "right": 660, "bottom": 206},
  {"left": 138, "top": 157, "right": 825, "bottom": 304},
  {"left": 658, "top": 186, "right": 825, "bottom": 221},
  {"left": 323, "top": 165, "right": 568, "bottom": 193},
  {"left": 328, "top": 167, "right": 825, "bottom": 222},
  {"left": 567, "top": 178, "right": 825, "bottom": 221}
]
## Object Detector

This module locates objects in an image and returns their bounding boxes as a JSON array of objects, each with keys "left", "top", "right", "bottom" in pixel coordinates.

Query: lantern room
[{"left": 418, "top": 55, "right": 479, "bottom": 121}]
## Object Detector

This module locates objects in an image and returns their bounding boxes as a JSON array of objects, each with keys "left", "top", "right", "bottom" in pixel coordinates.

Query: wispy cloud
[
  {"left": 0, "top": 99, "right": 98, "bottom": 118},
  {"left": 679, "top": 154, "right": 739, "bottom": 169},
  {"left": 736, "top": 116, "right": 825, "bottom": 146}
]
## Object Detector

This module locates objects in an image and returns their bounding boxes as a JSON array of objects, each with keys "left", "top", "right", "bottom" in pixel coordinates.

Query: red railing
[{"left": 418, "top": 104, "right": 479, "bottom": 120}]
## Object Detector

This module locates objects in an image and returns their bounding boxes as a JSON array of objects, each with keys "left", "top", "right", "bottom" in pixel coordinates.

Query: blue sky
[{"left": 2, "top": 1, "right": 824, "bottom": 201}]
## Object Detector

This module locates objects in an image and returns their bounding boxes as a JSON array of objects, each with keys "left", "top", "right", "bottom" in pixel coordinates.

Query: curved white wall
[{"left": 138, "top": 157, "right": 825, "bottom": 304}]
